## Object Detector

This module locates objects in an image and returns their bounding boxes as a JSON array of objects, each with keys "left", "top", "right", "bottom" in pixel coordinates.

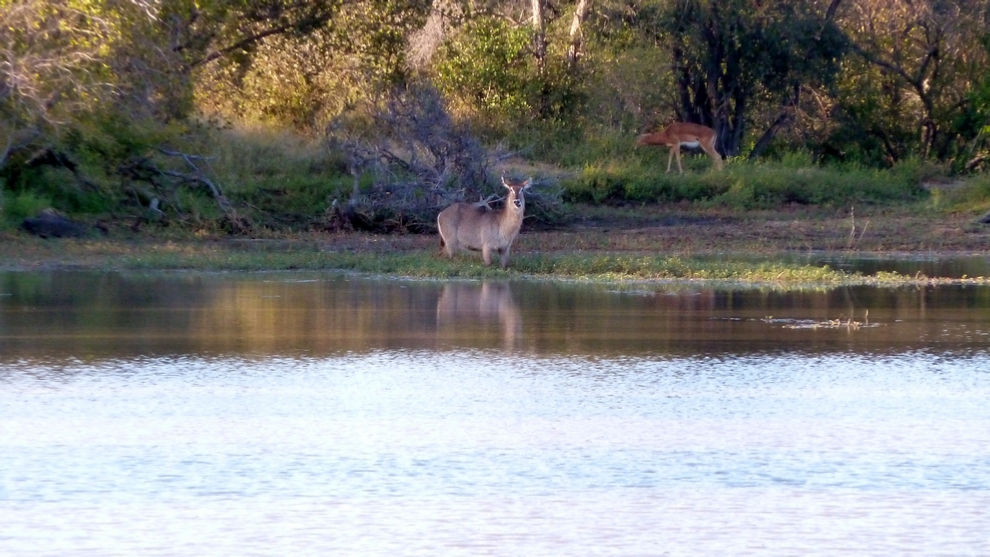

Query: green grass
[
  {"left": 936, "top": 173, "right": 990, "bottom": 214},
  {"left": 4, "top": 229, "right": 988, "bottom": 289},
  {"left": 561, "top": 151, "right": 931, "bottom": 209},
  {"left": 90, "top": 241, "right": 988, "bottom": 288},
  {"left": 205, "top": 127, "right": 353, "bottom": 228},
  {"left": 2, "top": 190, "right": 53, "bottom": 224},
  {"left": 196, "top": 127, "right": 989, "bottom": 233},
  {"left": 7, "top": 121, "right": 989, "bottom": 243}
]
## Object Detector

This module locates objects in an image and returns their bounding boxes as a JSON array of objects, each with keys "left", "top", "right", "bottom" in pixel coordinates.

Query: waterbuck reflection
[{"left": 436, "top": 282, "right": 522, "bottom": 350}]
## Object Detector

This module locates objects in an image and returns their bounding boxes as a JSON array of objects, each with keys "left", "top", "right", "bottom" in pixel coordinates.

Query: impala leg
[
  {"left": 674, "top": 146, "right": 684, "bottom": 174},
  {"left": 702, "top": 142, "right": 723, "bottom": 170},
  {"left": 666, "top": 148, "right": 676, "bottom": 173},
  {"left": 482, "top": 245, "right": 493, "bottom": 266}
]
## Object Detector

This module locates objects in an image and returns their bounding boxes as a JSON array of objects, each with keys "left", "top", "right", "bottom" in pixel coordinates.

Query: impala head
[{"left": 634, "top": 133, "right": 660, "bottom": 147}]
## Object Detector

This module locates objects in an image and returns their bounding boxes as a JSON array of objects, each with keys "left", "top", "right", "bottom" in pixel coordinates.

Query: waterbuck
[{"left": 437, "top": 176, "right": 532, "bottom": 269}]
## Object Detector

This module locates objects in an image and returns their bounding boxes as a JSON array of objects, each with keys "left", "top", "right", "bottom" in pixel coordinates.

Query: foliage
[
  {"left": 576, "top": 44, "right": 675, "bottom": 134},
  {"left": 834, "top": 0, "right": 990, "bottom": 166},
  {"left": 563, "top": 150, "right": 929, "bottom": 209},
  {"left": 323, "top": 81, "right": 495, "bottom": 222},
  {"left": 936, "top": 173, "right": 990, "bottom": 214},
  {"left": 2, "top": 189, "right": 51, "bottom": 225},
  {"left": 1, "top": 0, "right": 432, "bottom": 233},
  {"left": 434, "top": 16, "right": 533, "bottom": 129},
  {"left": 3, "top": 0, "right": 990, "bottom": 234},
  {"left": 206, "top": 126, "right": 350, "bottom": 231},
  {"left": 956, "top": 35, "right": 990, "bottom": 172},
  {"left": 1, "top": 0, "right": 120, "bottom": 166},
  {"left": 653, "top": 0, "right": 849, "bottom": 157},
  {"left": 193, "top": 0, "right": 431, "bottom": 129}
]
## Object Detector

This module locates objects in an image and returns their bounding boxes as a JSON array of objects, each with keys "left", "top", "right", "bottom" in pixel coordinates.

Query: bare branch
[{"left": 156, "top": 147, "right": 232, "bottom": 214}]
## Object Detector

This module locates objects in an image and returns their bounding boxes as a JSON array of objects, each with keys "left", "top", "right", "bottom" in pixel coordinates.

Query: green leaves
[{"left": 434, "top": 16, "right": 533, "bottom": 122}]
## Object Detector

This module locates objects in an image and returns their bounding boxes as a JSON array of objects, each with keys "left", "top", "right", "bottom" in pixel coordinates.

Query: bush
[
  {"left": 433, "top": 17, "right": 533, "bottom": 131},
  {"left": 3, "top": 190, "right": 53, "bottom": 224},
  {"left": 560, "top": 152, "right": 930, "bottom": 210},
  {"left": 707, "top": 161, "right": 928, "bottom": 209},
  {"left": 936, "top": 173, "right": 990, "bottom": 214},
  {"left": 206, "top": 126, "right": 352, "bottom": 230}
]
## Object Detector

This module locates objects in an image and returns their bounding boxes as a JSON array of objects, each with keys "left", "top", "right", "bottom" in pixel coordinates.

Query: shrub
[
  {"left": 3, "top": 190, "right": 53, "bottom": 223},
  {"left": 560, "top": 151, "right": 931, "bottom": 210},
  {"left": 936, "top": 173, "right": 990, "bottom": 214},
  {"left": 434, "top": 17, "right": 533, "bottom": 131}
]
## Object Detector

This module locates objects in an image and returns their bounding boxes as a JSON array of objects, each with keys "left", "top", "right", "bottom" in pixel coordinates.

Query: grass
[
  {"left": 4, "top": 123, "right": 990, "bottom": 290},
  {"left": 8, "top": 120, "right": 989, "bottom": 234},
  {"left": 4, "top": 235, "right": 988, "bottom": 289},
  {"left": 562, "top": 151, "right": 931, "bottom": 209}
]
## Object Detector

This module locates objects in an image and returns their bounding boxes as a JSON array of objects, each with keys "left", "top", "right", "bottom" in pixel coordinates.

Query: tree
[
  {"left": 836, "top": 0, "right": 990, "bottom": 163},
  {"left": 194, "top": 0, "right": 431, "bottom": 128},
  {"left": 658, "top": 0, "right": 848, "bottom": 158},
  {"left": 426, "top": 0, "right": 595, "bottom": 127},
  {"left": 962, "top": 36, "right": 990, "bottom": 171},
  {"left": 566, "top": 0, "right": 592, "bottom": 71},
  {"left": 2, "top": 0, "right": 434, "bottom": 225},
  {"left": 0, "top": 0, "right": 121, "bottom": 167}
]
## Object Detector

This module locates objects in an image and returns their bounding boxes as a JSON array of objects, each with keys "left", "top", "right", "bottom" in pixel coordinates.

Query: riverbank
[{"left": 2, "top": 205, "right": 989, "bottom": 285}]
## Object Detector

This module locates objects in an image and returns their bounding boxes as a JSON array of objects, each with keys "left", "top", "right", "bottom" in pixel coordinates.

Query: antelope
[
  {"left": 437, "top": 176, "right": 532, "bottom": 269},
  {"left": 635, "top": 122, "right": 723, "bottom": 173}
]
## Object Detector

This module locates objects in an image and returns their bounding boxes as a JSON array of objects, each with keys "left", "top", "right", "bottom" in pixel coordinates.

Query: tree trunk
[
  {"left": 531, "top": 0, "right": 546, "bottom": 74},
  {"left": 749, "top": 85, "right": 800, "bottom": 160},
  {"left": 566, "top": 0, "right": 591, "bottom": 71},
  {"left": 748, "top": 0, "right": 842, "bottom": 160}
]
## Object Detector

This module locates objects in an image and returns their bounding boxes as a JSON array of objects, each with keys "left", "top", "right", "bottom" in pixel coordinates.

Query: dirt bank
[{"left": 2, "top": 206, "right": 988, "bottom": 272}]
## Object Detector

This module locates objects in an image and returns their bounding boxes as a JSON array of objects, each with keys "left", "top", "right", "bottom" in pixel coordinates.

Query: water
[{"left": 2, "top": 271, "right": 990, "bottom": 555}]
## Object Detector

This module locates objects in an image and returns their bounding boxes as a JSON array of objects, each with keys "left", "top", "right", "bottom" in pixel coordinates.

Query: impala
[
  {"left": 635, "top": 122, "right": 723, "bottom": 173},
  {"left": 436, "top": 176, "right": 532, "bottom": 269}
]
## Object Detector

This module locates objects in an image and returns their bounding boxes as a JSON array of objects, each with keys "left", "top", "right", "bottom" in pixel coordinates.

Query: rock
[{"left": 20, "top": 209, "right": 92, "bottom": 239}]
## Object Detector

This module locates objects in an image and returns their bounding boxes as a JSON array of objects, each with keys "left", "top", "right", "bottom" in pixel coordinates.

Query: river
[{"left": 2, "top": 270, "right": 989, "bottom": 555}]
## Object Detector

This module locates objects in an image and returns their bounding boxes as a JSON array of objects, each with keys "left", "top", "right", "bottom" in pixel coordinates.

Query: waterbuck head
[{"left": 503, "top": 175, "right": 531, "bottom": 210}]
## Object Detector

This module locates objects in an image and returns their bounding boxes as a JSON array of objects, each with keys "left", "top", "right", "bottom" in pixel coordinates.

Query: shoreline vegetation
[
  {"left": 4, "top": 1, "right": 990, "bottom": 292},
  {"left": 6, "top": 128, "right": 990, "bottom": 291},
  {"left": 3, "top": 204, "right": 989, "bottom": 290}
]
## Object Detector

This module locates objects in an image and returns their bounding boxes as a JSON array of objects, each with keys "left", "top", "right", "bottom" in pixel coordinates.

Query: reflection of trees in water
[
  {"left": 0, "top": 272, "right": 216, "bottom": 358},
  {"left": 191, "top": 277, "right": 445, "bottom": 354},
  {"left": 4, "top": 272, "right": 990, "bottom": 360},
  {"left": 436, "top": 282, "right": 522, "bottom": 351},
  {"left": 515, "top": 284, "right": 990, "bottom": 356}
]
